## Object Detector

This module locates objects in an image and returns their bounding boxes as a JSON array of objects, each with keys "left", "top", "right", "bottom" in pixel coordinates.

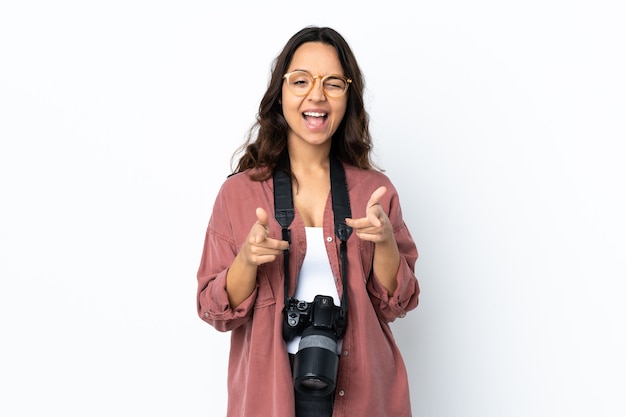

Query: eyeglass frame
[{"left": 282, "top": 70, "right": 352, "bottom": 98}]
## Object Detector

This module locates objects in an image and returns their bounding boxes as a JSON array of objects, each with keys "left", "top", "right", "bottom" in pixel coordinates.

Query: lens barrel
[{"left": 292, "top": 327, "right": 339, "bottom": 397}]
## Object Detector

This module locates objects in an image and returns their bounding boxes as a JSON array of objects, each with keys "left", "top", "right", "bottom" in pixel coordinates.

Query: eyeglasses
[{"left": 283, "top": 70, "right": 352, "bottom": 98}]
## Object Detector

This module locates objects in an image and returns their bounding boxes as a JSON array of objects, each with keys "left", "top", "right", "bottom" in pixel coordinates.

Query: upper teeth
[{"left": 304, "top": 112, "right": 326, "bottom": 117}]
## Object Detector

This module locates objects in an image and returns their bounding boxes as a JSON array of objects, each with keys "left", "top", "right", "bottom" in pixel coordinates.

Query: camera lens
[
  {"left": 292, "top": 327, "right": 339, "bottom": 397},
  {"left": 300, "top": 377, "right": 328, "bottom": 391}
]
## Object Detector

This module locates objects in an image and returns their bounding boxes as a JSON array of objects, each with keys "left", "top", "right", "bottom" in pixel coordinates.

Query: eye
[
  {"left": 323, "top": 76, "right": 347, "bottom": 91},
  {"left": 289, "top": 71, "right": 312, "bottom": 87}
]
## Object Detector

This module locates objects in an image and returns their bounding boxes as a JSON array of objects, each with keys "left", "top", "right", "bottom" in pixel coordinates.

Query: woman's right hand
[
  {"left": 226, "top": 207, "right": 288, "bottom": 307},
  {"left": 239, "top": 207, "right": 289, "bottom": 266}
]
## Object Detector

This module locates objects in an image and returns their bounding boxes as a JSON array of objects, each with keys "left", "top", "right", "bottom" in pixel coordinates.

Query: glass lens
[
  {"left": 301, "top": 378, "right": 328, "bottom": 391},
  {"left": 286, "top": 71, "right": 313, "bottom": 96},
  {"left": 322, "top": 76, "right": 347, "bottom": 97}
]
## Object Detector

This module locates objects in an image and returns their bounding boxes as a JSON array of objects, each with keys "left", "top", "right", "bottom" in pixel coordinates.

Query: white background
[{"left": 1, "top": 1, "right": 624, "bottom": 416}]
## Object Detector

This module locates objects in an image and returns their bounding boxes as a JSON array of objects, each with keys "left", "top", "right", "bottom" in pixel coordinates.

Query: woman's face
[{"left": 281, "top": 42, "right": 348, "bottom": 152}]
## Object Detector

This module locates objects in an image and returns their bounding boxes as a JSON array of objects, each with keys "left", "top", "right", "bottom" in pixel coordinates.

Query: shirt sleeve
[
  {"left": 366, "top": 185, "right": 420, "bottom": 323},
  {"left": 196, "top": 183, "right": 258, "bottom": 332}
]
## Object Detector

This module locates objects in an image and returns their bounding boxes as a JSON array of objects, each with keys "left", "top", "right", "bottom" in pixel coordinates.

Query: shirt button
[
  {"left": 338, "top": 390, "right": 345, "bottom": 396},
  {"left": 203, "top": 312, "right": 209, "bottom": 318},
  {"left": 343, "top": 350, "right": 349, "bottom": 356},
  {"left": 326, "top": 236, "right": 333, "bottom": 242}
]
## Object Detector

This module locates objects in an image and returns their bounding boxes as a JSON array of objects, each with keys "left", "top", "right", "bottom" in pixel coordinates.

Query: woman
[{"left": 197, "top": 26, "right": 420, "bottom": 417}]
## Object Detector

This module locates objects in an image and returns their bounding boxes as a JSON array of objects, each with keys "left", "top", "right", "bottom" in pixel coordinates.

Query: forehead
[{"left": 288, "top": 42, "right": 344, "bottom": 75}]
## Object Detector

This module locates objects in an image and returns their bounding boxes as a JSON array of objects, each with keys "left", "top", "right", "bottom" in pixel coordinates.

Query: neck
[{"left": 287, "top": 144, "right": 332, "bottom": 173}]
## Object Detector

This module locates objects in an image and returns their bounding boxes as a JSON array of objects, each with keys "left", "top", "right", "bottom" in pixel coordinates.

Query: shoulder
[
  {"left": 343, "top": 164, "right": 396, "bottom": 192},
  {"left": 341, "top": 163, "right": 409, "bottom": 219},
  {"left": 209, "top": 169, "right": 273, "bottom": 231},
  {"left": 219, "top": 168, "right": 271, "bottom": 194},
  {"left": 211, "top": 169, "right": 273, "bottom": 214}
]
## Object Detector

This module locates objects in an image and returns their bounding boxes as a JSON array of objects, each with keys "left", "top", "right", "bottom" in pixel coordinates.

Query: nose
[{"left": 308, "top": 76, "right": 326, "bottom": 101}]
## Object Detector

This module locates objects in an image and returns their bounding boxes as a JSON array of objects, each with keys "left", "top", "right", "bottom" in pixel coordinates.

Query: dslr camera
[{"left": 283, "top": 294, "right": 346, "bottom": 396}]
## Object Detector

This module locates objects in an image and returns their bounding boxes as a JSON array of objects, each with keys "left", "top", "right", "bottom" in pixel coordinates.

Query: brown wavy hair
[{"left": 232, "top": 26, "right": 374, "bottom": 180}]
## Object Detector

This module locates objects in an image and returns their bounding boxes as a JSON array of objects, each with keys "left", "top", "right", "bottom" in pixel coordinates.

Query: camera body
[
  {"left": 283, "top": 294, "right": 345, "bottom": 341},
  {"left": 283, "top": 295, "right": 346, "bottom": 396}
]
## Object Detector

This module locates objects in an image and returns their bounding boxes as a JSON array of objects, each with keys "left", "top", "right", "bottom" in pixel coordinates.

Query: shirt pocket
[
  {"left": 254, "top": 264, "right": 277, "bottom": 308},
  {"left": 357, "top": 239, "right": 375, "bottom": 283}
]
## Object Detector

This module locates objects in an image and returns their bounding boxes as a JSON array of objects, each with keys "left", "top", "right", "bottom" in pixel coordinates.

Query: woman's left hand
[{"left": 345, "top": 186, "right": 393, "bottom": 244}]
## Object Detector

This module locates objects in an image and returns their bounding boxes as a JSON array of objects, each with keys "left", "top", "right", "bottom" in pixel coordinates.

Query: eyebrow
[{"left": 290, "top": 68, "right": 345, "bottom": 77}]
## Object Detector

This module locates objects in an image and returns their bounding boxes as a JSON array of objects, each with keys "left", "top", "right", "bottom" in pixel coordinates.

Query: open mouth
[{"left": 303, "top": 111, "right": 328, "bottom": 128}]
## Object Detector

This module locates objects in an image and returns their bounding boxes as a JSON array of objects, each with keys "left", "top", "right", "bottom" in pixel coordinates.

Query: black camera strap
[{"left": 273, "top": 153, "right": 352, "bottom": 338}]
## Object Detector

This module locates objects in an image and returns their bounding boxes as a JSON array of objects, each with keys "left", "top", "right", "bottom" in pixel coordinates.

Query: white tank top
[{"left": 286, "top": 227, "right": 342, "bottom": 354}]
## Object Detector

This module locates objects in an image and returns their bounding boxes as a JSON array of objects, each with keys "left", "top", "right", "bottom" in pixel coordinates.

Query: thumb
[
  {"left": 256, "top": 207, "right": 269, "bottom": 227},
  {"left": 367, "top": 186, "right": 387, "bottom": 208},
  {"left": 249, "top": 207, "right": 270, "bottom": 245},
  {"left": 366, "top": 186, "right": 387, "bottom": 227}
]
